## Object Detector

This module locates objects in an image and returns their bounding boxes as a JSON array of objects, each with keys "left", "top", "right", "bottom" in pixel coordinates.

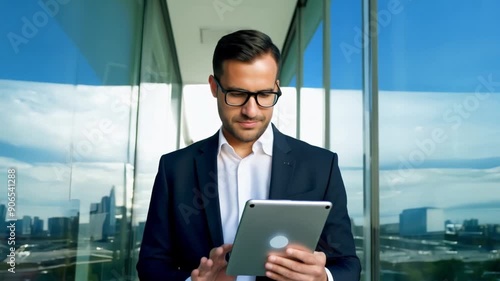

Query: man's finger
[
  {"left": 267, "top": 255, "right": 304, "bottom": 274},
  {"left": 197, "top": 257, "right": 214, "bottom": 277},
  {"left": 209, "top": 244, "right": 233, "bottom": 265},
  {"left": 265, "top": 260, "right": 307, "bottom": 281},
  {"left": 284, "top": 247, "right": 324, "bottom": 265},
  {"left": 190, "top": 269, "right": 199, "bottom": 279},
  {"left": 209, "top": 244, "right": 233, "bottom": 257}
]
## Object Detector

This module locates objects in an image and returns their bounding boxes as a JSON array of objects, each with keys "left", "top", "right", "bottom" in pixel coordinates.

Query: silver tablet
[{"left": 226, "top": 199, "right": 332, "bottom": 276}]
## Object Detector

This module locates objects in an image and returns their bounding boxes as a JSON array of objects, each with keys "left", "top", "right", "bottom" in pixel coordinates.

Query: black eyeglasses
[{"left": 213, "top": 76, "right": 281, "bottom": 108}]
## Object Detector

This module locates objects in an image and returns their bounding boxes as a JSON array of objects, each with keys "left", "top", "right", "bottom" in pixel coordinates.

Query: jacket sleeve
[
  {"left": 136, "top": 155, "right": 191, "bottom": 281},
  {"left": 320, "top": 153, "right": 362, "bottom": 281}
]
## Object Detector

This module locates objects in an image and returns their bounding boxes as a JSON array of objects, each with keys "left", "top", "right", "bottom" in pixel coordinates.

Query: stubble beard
[{"left": 223, "top": 118, "right": 270, "bottom": 144}]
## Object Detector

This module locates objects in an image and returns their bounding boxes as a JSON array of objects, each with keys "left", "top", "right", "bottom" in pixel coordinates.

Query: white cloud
[
  {"left": 344, "top": 167, "right": 500, "bottom": 225},
  {"left": 0, "top": 79, "right": 135, "bottom": 163},
  {"left": 1, "top": 79, "right": 499, "bottom": 229},
  {"left": 329, "top": 89, "right": 500, "bottom": 167},
  {"left": 379, "top": 90, "right": 500, "bottom": 161}
]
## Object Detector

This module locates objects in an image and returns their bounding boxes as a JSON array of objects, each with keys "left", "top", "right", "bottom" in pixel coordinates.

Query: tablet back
[{"left": 226, "top": 199, "right": 332, "bottom": 276}]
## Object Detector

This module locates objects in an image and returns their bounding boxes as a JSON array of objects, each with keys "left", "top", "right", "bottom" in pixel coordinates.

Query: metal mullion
[
  {"left": 323, "top": 0, "right": 331, "bottom": 149},
  {"left": 296, "top": 3, "right": 303, "bottom": 140},
  {"left": 362, "top": 0, "right": 380, "bottom": 280}
]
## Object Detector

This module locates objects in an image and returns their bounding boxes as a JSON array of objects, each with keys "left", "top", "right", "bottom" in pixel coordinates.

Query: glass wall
[
  {"left": 0, "top": 1, "right": 181, "bottom": 280},
  {"left": 377, "top": 0, "right": 500, "bottom": 280},
  {"left": 279, "top": 0, "right": 365, "bottom": 277},
  {"left": 129, "top": 0, "right": 182, "bottom": 280},
  {"left": 280, "top": 1, "right": 500, "bottom": 280},
  {"left": 277, "top": 20, "right": 299, "bottom": 139},
  {"left": 301, "top": 20, "right": 325, "bottom": 147},
  {"left": 328, "top": 0, "right": 365, "bottom": 278}
]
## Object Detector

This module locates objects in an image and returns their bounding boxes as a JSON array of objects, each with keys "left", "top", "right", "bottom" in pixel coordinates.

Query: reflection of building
[
  {"left": 445, "top": 219, "right": 461, "bottom": 235},
  {"left": 444, "top": 218, "right": 500, "bottom": 249},
  {"left": 0, "top": 204, "right": 6, "bottom": 236},
  {"left": 400, "top": 207, "right": 444, "bottom": 238},
  {"left": 22, "top": 215, "right": 32, "bottom": 235},
  {"left": 89, "top": 186, "right": 117, "bottom": 241},
  {"left": 380, "top": 223, "right": 400, "bottom": 235},
  {"left": 463, "top": 219, "right": 480, "bottom": 231},
  {"left": 48, "top": 217, "right": 70, "bottom": 238},
  {"left": 90, "top": 204, "right": 107, "bottom": 241},
  {"left": 47, "top": 216, "right": 79, "bottom": 239},
  {"left": 47, "top": 200, "right": 80, "bottom": 239},
  {"left": 136, "top": 221, "right": 146, "bottom": 243},
  {"left": 16, "top": 216, "right": 33, "bottom": 237},
  {"left": 32, "top": 216, "right": 44, "bottom": 236},
  {"left": 107, "top": 186, "right": 116, "bottom": 237}
]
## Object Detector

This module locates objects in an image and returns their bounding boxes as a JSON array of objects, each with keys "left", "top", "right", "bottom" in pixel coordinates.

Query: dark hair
[{"left": 212, "top": 29, "right": 281, "bottom": 78}]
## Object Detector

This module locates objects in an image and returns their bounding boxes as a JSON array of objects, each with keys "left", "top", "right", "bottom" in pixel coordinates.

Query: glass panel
[
  {"left": 181, "top": 84, "right": 220, "bottom": 145},
  {"left": 0, "top": 83, "right": 137, "bottom": 281},
  {"left": 329, "top": 0, "right": 364, "bottom": 278},
  {"left": 0, "top": 1, "right": 144, "bottom": 280},
  {"left": 301, "top": 21, "right": 324, "bottom": 147},
  {"left": 272, "top": 82, "right": 297, "bottom": 137},
  {"left": 278, "top": 28, "right": 298, "bottom": 137},
  {"left": 129, "top": 1, "right": 182, "bottom": 281},
  {"left": 378, "top": 1, "right": 500, "bottom": 280},
  {"left": 280, "top": 31, "right": 298, "bottom": 87}
]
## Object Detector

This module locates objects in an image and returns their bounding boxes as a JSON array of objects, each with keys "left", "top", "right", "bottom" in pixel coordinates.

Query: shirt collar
[{"left": 217, "top": 123, "right": 274, "bottom": 156}]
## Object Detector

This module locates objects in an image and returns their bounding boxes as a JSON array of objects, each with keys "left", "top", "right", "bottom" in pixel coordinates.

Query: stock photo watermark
[
  {"left": 7, "top": 0, "right": 71, "bottom": 54},
  {"left": 6, "top": 168, "right": 17, "bottom": 273},
  {"left": 384, "top": 74, "right": 500, "bottom": 186},
  {"left": 213, "top": 0, "right": 244, "bottom": 21},
  {"left": 52, "top": 113, "right": 122, "bottom": 181},
  {"left": 178, "top": 171, "right": 219, "bottom": 224},
  {"left": 340, "top": 0, "right": 412, "bottom": 63}
]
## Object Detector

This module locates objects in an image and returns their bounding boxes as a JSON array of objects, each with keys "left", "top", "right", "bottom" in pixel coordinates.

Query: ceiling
[{"left": 166, "top": 0, "right": 298, "bottom": 84}]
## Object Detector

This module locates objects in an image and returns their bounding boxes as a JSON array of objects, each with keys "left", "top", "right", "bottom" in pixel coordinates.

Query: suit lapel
[
  {"left": 195, "top": 131, "right": 224, "bottom": 247},
  {"left": 193, "top": 125, "right": 297, "bottom": 247},
  {"left": 268, "top": 125, "right": 295, "bottom": 199}
]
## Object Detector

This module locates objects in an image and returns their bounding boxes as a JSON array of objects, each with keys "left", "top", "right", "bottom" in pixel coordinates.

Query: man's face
[{"left": 209, "top": 53, "right": 279, "bottom": 147}]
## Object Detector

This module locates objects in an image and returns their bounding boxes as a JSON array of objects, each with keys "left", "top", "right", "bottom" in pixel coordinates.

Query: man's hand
[
  {"left": 191, "top": 244, "right": 236, "bottom": 281},
  {"left": 265, "top": 245, "right": 328, "bottom": 281}
]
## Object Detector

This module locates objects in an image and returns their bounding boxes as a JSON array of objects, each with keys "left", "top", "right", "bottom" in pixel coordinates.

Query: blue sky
[
  {"left": 0, "top": 1, "right": 136, "bottom": 85},
  {"left": 303, "top": 0, "right": 500, "bottom": 92},
  {"left": 0, "top": 2, "right": 99, "bottom": 84},
  {"left": 1, "top": 0, "right": 499, "bottom": 90}
]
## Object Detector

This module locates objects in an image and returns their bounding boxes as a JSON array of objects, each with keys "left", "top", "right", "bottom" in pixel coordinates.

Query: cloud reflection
[{"left": 0, "top": 79, "right": 499, "bottom": 227}]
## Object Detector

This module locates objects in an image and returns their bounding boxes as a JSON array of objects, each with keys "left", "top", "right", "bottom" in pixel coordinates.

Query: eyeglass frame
[{"left": 213, "top": 76, "right": 282, "bottom": 108}]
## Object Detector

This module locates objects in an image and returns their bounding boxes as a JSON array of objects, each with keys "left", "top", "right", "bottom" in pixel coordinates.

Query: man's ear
[
  {"left": 276, "top": 79, "right": 280, "bottom": 87},
  {"left": 208, "top": 75, "right": 218, "bottom": 98}
]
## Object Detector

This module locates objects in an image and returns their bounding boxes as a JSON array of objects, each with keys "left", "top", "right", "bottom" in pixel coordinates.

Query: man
[{"left": 137, "top": 29, "right": 361, "bottom": 281}]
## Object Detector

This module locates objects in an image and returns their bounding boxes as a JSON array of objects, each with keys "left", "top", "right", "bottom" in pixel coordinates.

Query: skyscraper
[
  {"left": 89, "top": 186, "right": 117, "bottom": 241},
  {"left": 21, "top": 215, "right": 32, "bottom": 235},
  {"left": 32, "top": 216, "right": 44, "bottom": 236},
  {"left": 0, "top": 204, "right": 7, "bottom": 237}
]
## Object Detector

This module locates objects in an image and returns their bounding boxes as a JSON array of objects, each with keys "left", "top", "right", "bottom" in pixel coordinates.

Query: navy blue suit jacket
[{"left": 137, "top": 125, "right": 361, "bottom": 281}]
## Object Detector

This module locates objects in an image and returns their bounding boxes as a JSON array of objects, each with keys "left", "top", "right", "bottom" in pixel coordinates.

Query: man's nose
[{"left": 241, "top": 96, "right": 259, "bottom": 118}]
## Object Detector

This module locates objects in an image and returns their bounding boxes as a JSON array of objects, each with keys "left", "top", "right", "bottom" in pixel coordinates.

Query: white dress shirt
[
  {"left": 186, "top": 124, "right": 333, "bottom": 281},
  {"left": 217, "top": 124, "right": 273, "bottom": 281}
]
